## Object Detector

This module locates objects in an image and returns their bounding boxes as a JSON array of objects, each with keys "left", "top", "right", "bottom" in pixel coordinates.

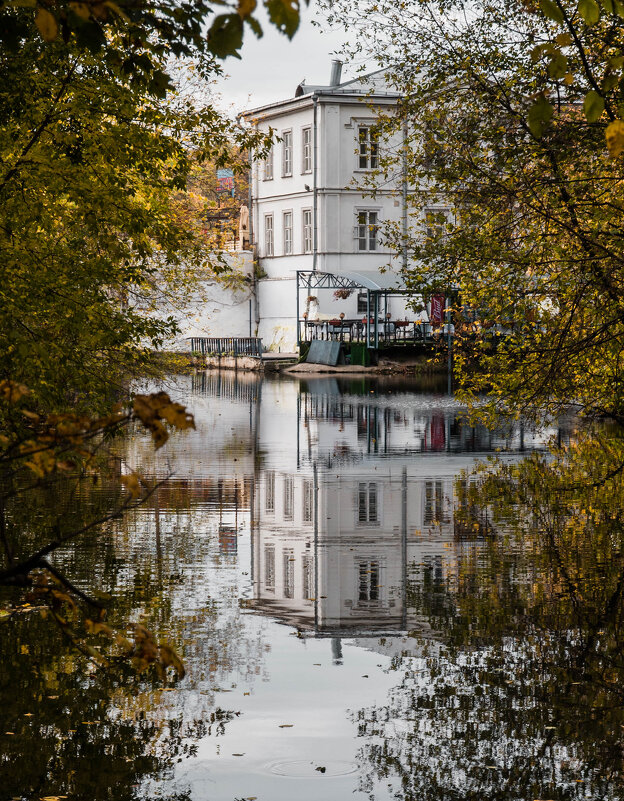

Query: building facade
[{"left": 242, "top": 62, "right": 419, "bottom": 352}]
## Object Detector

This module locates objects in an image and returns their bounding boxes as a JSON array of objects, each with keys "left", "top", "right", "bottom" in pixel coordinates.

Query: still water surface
[{"left": 5, "top": 372, "right": 624, "bottom": 801}]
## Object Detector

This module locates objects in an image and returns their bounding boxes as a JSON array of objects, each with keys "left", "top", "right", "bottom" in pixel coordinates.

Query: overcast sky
[{"left": 213, "top": 3, "right": 367, "bottom": 113}]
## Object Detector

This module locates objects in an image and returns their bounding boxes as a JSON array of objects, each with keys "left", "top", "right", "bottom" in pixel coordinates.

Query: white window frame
[
  {"left": 264, "top": 214, "right": 274, "bottom": 257},
  {"left": 282, "top": 129, "right": 293, "bottom": 177},
  {"left": 264, "top": 146, "right": 274, "bottom": 180},
  {"left": 357, "top": 125, "right": 379, "bottom": 170},
  {"left": 424, "top": 207, "right": 452, "bottom": 242},
  {"left": 302, "top": 208, "right": 312, "bottom": 254},
  {"left": 283, "top": 210, "right": 293, "bottom": 255},
  {"left": 302, "top": 126, "right": 312, "bottom": 174},
  {"left": 357, "top": 482, "right": 379, "bottom": 525},
  {"left": 355, "top": 209, "right": 379, "bottom": 252}
]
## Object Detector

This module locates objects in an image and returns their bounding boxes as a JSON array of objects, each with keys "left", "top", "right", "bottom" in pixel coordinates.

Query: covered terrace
[{"left": 296, "top": 269, "right": 435, "bottom": 349}]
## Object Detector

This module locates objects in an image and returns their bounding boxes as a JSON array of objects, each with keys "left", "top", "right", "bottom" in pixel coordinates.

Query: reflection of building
[
  {"left": 246, "top": 377, "right": 570, "bottom": 637},
  {"left": 250, "top": 463, "right": 456, "bottom": 635}
]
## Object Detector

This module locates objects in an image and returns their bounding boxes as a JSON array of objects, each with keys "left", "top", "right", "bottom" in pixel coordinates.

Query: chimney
[{"left": 329, "top": 59, "right": 343, "bottom": 87}]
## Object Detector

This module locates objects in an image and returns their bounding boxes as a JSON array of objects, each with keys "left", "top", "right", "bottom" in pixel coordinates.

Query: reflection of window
[
  {"left": 302, "top": 127, "right": 312, "bottom": 173},
  {"left": 358, "top": 482, "right": 378, "bottom": 524},
  {"left": 302, "top": 553, "right": 313, "bottom": 600},
  {"left": 283, "top": 211, "right": 293, "bottom": 255},
  {"left": 356, "top": 210, "right": 378, "bottom": 251},
  {"left": 358, "top": 560, "right": 380, "bottom": 603},
  {"left": 424, "top": 480, "right": 445, "bottom": 523},
  {"left": 358, "top": 125, "right": 378, "bottom": 169},
  {"left": 283, "top": 476, "right": 294, "bottom": 520},
  {"left": 265, "top": 546, "right": 275, "bottom": 592},
  {"left": 265, "top": 472, "right": 275, "bottom": 513},
  {"left": 283, "top": 549, "right": 294, "bottom": 598},
  {"left": 303, "top": 479, "right": 313, "bottom": 524}
]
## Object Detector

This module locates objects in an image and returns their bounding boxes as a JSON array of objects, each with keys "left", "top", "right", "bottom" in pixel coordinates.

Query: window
[
  {"left": 283, "top": 549, "right": 294, "bottom": 598},
  {"left": 303, "top": 479, "right": 313, "bottom": 524},
  {"left": 424, "top": 480, "right": 445, "bottom": 524},
  {"left": 264, "top": 147, "right": 273, "bottom": 180},
  {"left": 356, "top": 210, "right": 379, "bottom": 252},
  {"left": 282, "top": 130, "right": 293, "bottom": 177},
  {"left": 358, "top": 482, "right": 378, "bottom": 524},
  {"left": 265, "top": 471, "right": 275, "bottom": 513},
  {"left": 302, "top": 553, "right": 314, "bottom": 600},
  {"left": 265, "top": 546, "right": 275, "bottom": 592},
  {"left": 357, "top": 292, "right": 368, "bottom": 314},
  {"left": 424, "top": 208, "right": 451, "bottom": 242},
  {"left": 283, "top": 476, "right": 294, "bottom": 520},
  {"left": 302, "top": 209, "right": 312, "bottom": 254},
  {"left": 302, "top": 127, "right": 312, "bottom": 173},
  {"left": 264, "top": 214, "right": 274, "bottom": 256},
  {"left": 358, "top": 560, "right": 380, "bottom": 604},
  {"left": 358, "top": 125, "right": 378, "bottom": 169},
  {"left": 283, "top": 211, "right": 293, "bottom": 255}
]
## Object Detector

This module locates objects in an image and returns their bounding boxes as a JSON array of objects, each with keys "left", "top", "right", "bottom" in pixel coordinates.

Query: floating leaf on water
[{"left": 278, "top": 724, "right": 293, "bottom": 728}]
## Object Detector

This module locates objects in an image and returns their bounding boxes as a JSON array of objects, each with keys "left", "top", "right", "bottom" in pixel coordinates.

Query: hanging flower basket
[{"left": 333, "top": 288, "right": 353, "bottom": 300}]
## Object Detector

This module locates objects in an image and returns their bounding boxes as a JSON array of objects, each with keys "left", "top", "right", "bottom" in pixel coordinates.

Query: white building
[{"left": 241, "top": 62, "right": 421, "bottom": 352}]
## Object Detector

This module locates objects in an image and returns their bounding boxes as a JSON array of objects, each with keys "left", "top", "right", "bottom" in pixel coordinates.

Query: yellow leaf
[
  {"left": 606, "top": 119, "right": 624, "bottom": 156},
  {"left": 35, "top": 8, "right": 58, "bottom": 41},
  {"left": 120, "top": 473, "right": 142, "bottom": 498},
  {"left": 237, "top": 0, "right": 257, "bottom": 17}
]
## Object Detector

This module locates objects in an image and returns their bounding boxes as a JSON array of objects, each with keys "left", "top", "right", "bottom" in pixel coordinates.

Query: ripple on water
[{"left": 268, "top": 760, "right": 359, "bottom": 778}]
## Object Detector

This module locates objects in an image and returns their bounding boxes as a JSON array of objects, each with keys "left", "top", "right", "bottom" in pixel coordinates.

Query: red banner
[{"left": 430, "top": 295, "right": 445, "bottom": 325}]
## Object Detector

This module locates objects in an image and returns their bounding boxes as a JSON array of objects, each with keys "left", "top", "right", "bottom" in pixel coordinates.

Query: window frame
[
  {"left": 283, "top": 209, "right": 293, "bottom": 256},
  {"left": 264, "top": 213, "right": 274, "bottom": 257},
  {"left": 302, "top": 208, "right": 313, "bottom": 254},
  {"left": 263, "top": 146, "right": 274, "bottom": 181},
  {"left": 355, "top": 209, "right": 380, "bottom": 252},
  {"left": 357, "top": 124, "right": 379, "bottom": 171},
  {"left": 301, "top": 126, "right": 312, "bottom": 174},
  {"left": 282, "top": 129, "right": 293, "bottom": 177}
]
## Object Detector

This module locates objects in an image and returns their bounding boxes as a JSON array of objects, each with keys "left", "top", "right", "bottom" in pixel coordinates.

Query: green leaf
[
  {"left": 606, "top": 119, "right": 624, "bottom": 155},
  {"left": 613, "top": 0, "right": 624, "bottom": 14},
  {"left": 528, "top": 96, "right": 554, "bottom": 137},
  {"left": 207, "top": 13, "right": 244, "bottom": 58},
  {"left": 584, "top": 89, "right": 605, "bottom": 121},
  {"left": 548, "top": 51, "right": 568, "bottom": 79},
  {"left": 539, "top": 0, "right": 565, "bottom": 23},
  {"left": 266, "top": 0, "right": 300, "bottom": 38},
  {"left": 35, "top": 7, "right": 57, "bottom": 41},
  {"left": 579, "top": 0, "right": 601, "bottom": 24},
  {"left": 601, "top": 0, "right": 614, "bottom": 12}
]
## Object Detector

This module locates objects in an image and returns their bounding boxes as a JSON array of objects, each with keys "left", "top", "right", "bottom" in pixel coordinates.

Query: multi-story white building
[{"left": 241, "top": 61, "right": 420, "bottom": 352}]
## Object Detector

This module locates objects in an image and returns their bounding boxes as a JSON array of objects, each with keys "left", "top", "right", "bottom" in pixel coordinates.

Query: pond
[{"left": 4, "top": 371, "right": 624, "bottom": 801}]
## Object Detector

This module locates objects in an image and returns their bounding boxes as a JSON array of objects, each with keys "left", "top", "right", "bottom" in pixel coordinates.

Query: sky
[{"left": 212, "top": 3, "right": 366, "bottom": 113}]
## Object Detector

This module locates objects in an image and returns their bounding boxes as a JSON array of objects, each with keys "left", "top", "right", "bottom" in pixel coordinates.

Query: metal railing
[
  {"left": 298, "top": 319, "right": 434, "bottom": 346},
  {"left": 189, "top": 337, "right": 263, "bottom": 357}
]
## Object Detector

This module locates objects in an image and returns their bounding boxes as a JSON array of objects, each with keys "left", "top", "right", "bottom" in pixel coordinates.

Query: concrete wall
[{"left": 144, "top": 251, "right": 256, "bottom": 351}]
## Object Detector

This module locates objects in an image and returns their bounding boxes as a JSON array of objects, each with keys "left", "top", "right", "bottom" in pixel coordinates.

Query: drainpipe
[
  {"left": 313, "top": 94, "right": 319, "bottom": 272},
  {"left": 402, "top": 118, "right": 408, "bottom": 274},
  {"left": 249, "top": 143, "right": 260, "bottom": 334}
]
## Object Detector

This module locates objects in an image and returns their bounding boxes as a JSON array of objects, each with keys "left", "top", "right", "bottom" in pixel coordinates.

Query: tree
[{"left": 324, "top": 0, "right": 624, "bottom": 424}]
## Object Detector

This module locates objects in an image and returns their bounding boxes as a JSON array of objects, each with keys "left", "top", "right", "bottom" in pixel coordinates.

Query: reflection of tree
[
  {"left": 1, "top": 463, "right": 266, "bottom": 799},
  {"left": 354, "top": 430, "right": 624, "bottom": 800}
]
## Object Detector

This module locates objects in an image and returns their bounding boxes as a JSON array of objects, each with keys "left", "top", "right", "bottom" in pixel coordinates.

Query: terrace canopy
[{"left": 296, "top": 269, "right": 412, "bottom": 348}]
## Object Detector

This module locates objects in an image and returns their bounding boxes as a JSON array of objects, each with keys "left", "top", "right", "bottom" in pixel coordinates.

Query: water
[{"left": 5, "top": 372, "right": 624, "bottom": 801}]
